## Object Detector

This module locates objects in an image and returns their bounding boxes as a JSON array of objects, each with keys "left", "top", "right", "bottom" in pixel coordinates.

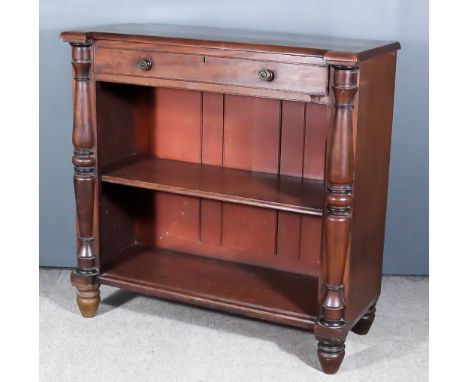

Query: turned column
[
  {"left": 315, "top": 66, "right": 358, "bottom": 374},
  {"left": 68, "top": 42, "right": 100, "bottom": 318}
]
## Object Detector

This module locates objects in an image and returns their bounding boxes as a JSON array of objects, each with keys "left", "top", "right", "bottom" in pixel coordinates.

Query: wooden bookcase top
[{"left": 61, "top": 23, "right": 400, "bottom": 64}]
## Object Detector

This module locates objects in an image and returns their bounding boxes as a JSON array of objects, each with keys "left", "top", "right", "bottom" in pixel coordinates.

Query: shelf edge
[
  {"left": 99, "top": 273, "right": 317, "bottom": 330},
  {"left": 101, "top": 175, "right": 323, "bottom": 216}
]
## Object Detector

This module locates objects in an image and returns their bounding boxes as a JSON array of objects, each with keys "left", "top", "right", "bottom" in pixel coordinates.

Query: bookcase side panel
[
  {"left": 96, "top": 83, "right": 140, "bottom": 265},
  {"left": 345, "top": 52, "right": 398, "bottom": 325}
]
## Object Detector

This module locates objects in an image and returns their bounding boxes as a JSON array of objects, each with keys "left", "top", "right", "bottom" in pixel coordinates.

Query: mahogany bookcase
[{"left": 61, "top": 24, "right": 399, "bottom": 374}]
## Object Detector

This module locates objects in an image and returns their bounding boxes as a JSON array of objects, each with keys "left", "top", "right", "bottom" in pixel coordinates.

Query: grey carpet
[{"left": 39, "top": 269, "right": 428, "bottom": 382}]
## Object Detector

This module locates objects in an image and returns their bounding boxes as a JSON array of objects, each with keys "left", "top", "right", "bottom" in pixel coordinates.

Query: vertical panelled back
[{"left": 98, "top": 85, "right": 324, "bottom": 275}]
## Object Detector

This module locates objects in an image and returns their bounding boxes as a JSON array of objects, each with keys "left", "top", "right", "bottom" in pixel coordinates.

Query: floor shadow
[
  {"left": 98, "top": 285, "right": 319, "bottom": 368},
  {"left": 98, "top": 278, "right": 427, "bottom": 374},
  {"left": 97, "top": 282, "right": 427, "bottom": 373},
  {"left": 41, "top": 269, "right": 427, "bottom": 374},
  {"left": 99, "top": 289, "right": 137, "bottom": 314}
]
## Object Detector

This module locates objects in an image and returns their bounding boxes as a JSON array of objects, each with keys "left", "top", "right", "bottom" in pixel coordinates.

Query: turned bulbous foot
[
  {"left": 76, "top": 284, "right": 100, "bottom": 318},
  {"left": 317, "top": 341, "right": 345, "bottom": 375},
  {"left": 351, "top": 305, "right": 376, "bottom": 335}
]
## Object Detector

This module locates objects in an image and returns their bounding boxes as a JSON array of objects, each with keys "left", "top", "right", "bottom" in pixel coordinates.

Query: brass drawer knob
[
  {"left": 137, "top": 58, "right": 152, "bottom": 71},
  {"left": 258, "top": 68, "right": 274, "bottom": 82}
]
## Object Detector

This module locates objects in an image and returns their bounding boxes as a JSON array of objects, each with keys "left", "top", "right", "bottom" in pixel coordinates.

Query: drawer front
[{"left": 94, "top": 47, "right": 328, "bottom": 95}]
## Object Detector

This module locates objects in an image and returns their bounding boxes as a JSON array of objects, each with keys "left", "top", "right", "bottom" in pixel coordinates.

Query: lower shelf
[{"left": 99, "top": 244, "right": 319, "bottom": 330}]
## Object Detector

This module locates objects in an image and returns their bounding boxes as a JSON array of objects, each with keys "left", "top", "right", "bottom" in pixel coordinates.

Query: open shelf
[
  {"left": 99, "top": 244, "right": 319, "bottom": 329},
  {"left": 101, "top": 156, "right": 324, "bottom": 216}
]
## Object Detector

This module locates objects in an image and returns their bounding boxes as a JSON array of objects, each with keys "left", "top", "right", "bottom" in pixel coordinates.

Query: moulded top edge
[{"left": 60, "top": 23, "right": 401, "bottom": 64}]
